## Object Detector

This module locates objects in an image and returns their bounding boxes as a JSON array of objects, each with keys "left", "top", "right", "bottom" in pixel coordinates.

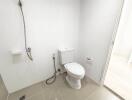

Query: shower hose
[
  {"left": 18, "top": 0, "right": 57, "bottom": 85},
  {"left": 45, "top": 56, "right": 57, "bottom": 85},
  {"left": 18, "top": 0, "right": 33, "bottom": 61}
]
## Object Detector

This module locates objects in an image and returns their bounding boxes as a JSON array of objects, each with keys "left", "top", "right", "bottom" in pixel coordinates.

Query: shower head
[{"left": 18, "top": 0, "right": 23, "bottom": 7}]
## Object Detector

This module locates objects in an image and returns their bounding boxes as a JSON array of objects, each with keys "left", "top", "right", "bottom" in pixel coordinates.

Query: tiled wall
[{"left": 0, "top": 75, "right": 8, "bottom": 100}]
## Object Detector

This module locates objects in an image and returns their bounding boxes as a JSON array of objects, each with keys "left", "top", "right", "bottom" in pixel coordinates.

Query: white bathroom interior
[
  {"left": 104, "top": 0, "right": 132, "bottom": 100},
  {"left": 0, "top": 0, "right": 126, "bottom": 100}
]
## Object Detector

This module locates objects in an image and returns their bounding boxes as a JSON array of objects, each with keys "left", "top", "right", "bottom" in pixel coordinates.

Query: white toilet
[{"left": 59, "top": 48, "right": 85, "bottom": 89}]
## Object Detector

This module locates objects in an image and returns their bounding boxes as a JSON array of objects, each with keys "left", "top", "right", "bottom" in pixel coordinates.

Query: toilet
[{"left": 58, "top": 48, "right": 85, "bottom": 89}]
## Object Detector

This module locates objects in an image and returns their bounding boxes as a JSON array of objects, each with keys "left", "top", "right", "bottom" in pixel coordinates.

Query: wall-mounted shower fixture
[{"left": 18, "top": 0, "right": 33, "bottom": 61}]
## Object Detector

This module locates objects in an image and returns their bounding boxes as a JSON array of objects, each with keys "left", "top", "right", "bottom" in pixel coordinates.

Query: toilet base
[{"left": 66, "top": 75, "right": 81, "bottom": 89}]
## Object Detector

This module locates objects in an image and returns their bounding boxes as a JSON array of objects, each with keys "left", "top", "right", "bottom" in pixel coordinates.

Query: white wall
[
  {"left": 79, "top": 0, "right": 124, "bottom": 83},
  {"left": 0, "top": 0, "right": 124, "bottom": 93},
  {"left": 113, "top": 0, "right": 132, "bottom": 58},
  {"left": 0, "top": 0, "right": 80, "bottom": 93}
]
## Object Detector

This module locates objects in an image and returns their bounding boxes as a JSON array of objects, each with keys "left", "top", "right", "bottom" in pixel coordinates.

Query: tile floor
[
  {"left": 8, "top": 74, "right": 120, "bottom": 100},
  {"left": 0, "top": 75, "right": 8, "bottom": 100},
  {"left": 105, "top": 54, "right": 132, "bottom": 100}
]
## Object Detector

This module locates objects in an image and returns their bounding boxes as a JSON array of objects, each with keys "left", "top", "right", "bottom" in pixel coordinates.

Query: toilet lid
[{"left": 64, "top": 63, "right": 85, "bottom": 76}]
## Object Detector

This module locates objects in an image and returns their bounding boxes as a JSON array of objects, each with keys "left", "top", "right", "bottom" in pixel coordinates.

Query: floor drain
[{"left": 19, "top": 95, "right": 26, "bottom": 100}]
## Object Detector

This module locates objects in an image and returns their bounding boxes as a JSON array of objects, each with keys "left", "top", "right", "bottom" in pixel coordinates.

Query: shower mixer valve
[
  {"left": 26, "top": 47, "right": 31, "bottom": 52},
  {"left": 25, "top": 47, "right": 33, "bottom": 61}
]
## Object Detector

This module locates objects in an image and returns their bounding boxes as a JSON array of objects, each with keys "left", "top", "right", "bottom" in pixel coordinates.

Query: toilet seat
[{"left": 64, "top": 62, "right": 85, "bottom": 78}]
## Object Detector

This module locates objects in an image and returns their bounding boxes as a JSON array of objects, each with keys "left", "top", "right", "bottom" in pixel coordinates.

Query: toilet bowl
[
  {"left": 64, "top": 62, "right": 85, "bottom": 89},
  {"left": 58, "top": 48, "right": 85, "bottom": 89}
]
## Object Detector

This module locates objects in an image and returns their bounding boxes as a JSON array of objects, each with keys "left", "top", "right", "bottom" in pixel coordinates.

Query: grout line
[{"left": 104, "top": 85, "right": 125, "bottom": 100}]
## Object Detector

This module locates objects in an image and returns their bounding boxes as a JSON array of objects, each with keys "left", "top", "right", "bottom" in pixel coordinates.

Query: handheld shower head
[{"left": 18, "top": 0, "right": 22, "bottom": 6}]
